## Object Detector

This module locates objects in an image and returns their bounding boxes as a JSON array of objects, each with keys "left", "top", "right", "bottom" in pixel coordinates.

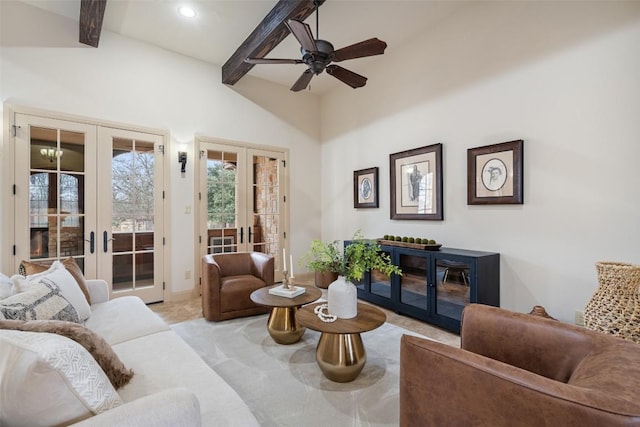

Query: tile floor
[{"left": 148, "top": 275, "right": 461, "bottom": 347}]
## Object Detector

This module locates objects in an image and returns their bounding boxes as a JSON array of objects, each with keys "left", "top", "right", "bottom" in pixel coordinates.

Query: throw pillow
[
  {"left": 62, "top": 257, "right": 92, "bottom": 304},
  {"left": 27, "top": 262, "right": 91, "bottom": 321},
  {"left": 0, "top": 272, "right": 14, "bottom": 300},
  {"left": 19, "top": 259, "right": 49, "bottom": 276},
  {"left": 20, "top": 258, "right": 92, "bottom": 304},
  {"left": 0, "top": 319, "right": 134, "bottom": 389},
  {"left": 0, "top": 281, "right": 81, "bottom": 323},
  {"left": 0, "top": 329, "right": 123, "bottom": 426}
]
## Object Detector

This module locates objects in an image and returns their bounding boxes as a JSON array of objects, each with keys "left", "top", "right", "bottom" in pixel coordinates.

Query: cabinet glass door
[
  {"left": 370, "top": 248, "right": 393, "bottom": 299},
  {"left": 435, "top": 258, "right": 471, "bottom": 321},
  {"left": 398, "top": 253, "right": 428, "bottom": 309}
]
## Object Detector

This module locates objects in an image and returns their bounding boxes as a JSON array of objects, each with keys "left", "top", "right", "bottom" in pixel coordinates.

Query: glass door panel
[
  {"left": 435, "top": 258, "right": 471, "bottom": 321},
  {"left": 251, "top": 154, "right": 280, "bottom": 258},
  {"left": 399, "top": 253, "right": 428, "bottom": 309},
  {"left": 111, "top": 138, "right": 156, "bottom": 293},
  {"left": 27, "top": 126, "right": 87, "bottom": 264},
  {"left": 248, "top": 149, "right": 285, "bottom": 276},
  {"left": 371, "top": 249, "right": 393, "bottom": 299},
  {"left": 206, "top": 150, "right": 239, "bottom": 254}
]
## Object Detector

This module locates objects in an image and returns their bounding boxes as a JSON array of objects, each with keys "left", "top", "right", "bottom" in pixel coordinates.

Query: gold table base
[
  {"left": 267, "top": 306, "right": 305, "bottom": 345},
  {"left": 316, "top": 332, "right": 366, "bottom": 382}
]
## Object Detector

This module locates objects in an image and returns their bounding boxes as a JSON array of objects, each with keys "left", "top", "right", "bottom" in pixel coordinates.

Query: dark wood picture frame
[
  {"left": 467, "top": 139, "right": 523, "bottom": 205},
  {"left": 353, "top": 167, "right": 379, "bottom": 208},
  {"left": 390, "top": 143, "right": 443, "bottom": 220}
]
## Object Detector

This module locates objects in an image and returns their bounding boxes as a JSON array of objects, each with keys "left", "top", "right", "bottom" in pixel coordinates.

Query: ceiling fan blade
[
  {"left": 333, "top": 38, "right": 387, "bottom": 62},
  {"left": 285, "top": 19, "right": 317, "bottom": 52},
  {"left": 245, "top": 58, "right": 304, "bottom": 65},
  {"left": 290, "top": 69, "right": 314, "bottom": 92},
  {"left": 326, "top": 65, "right": 367, "bottom": 89}
]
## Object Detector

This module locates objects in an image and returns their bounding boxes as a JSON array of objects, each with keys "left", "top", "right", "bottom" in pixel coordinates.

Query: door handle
[
  {"left": 103, "top": 231, "right": 115, "bottom": 253},
  {"left": 248, "top": 226, "right": 252, "bottom": 243},
  {"left": 239, "top": 227, "right": 244, "bottom": 244},
  {"left": 85, "top": 231, "right": 95, "bottom": 254}
]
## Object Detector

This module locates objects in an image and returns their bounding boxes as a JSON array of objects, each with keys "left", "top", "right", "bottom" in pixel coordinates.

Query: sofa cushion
[
  {"left": 85, "top": 296, "right": 170, "bottom": 345},
  {"left": 112, "top": 330, "right": 259, "bottom": 426},
  {"left": 0, "top": 281, "right": 81, "bottom": 323},
  {"left": 0, "top": 319, "right": 134, "bottom": 389},
  {"left": 24, "top": 261, "right": 92, "bottom": 320},
  {"left": 569, "top": 340, "right": 640, "bottom": 412},
  {"left": 0, "top": 329, "right": 122, "bottom": 427}
]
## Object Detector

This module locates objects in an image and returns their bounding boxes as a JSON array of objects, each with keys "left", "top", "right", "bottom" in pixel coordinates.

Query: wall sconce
[
  {"left": 178, "top": 151, "right": 187, "bottom": 173},
  {"left": 40, "top": 148, "right": 63, "bottom": 162}
]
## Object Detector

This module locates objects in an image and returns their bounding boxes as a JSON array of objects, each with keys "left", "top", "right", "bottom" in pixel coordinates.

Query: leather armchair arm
[
  {"left": 400, "top": 335, "right": 637, "bottom": 427},
  {"left": 250, "top": 252, "right": 274, "bottom": 286},
  {"left": 461, "top": 304, "right": 595, "bottom": 382},
  {"left": 202, "top": 255, "right": 223, "bottom": 320}
]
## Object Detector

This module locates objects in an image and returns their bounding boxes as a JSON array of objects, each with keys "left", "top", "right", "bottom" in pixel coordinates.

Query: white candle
[
  {"left": 283, "top": 248, "right": 287, "bottom": 271},
  {"left": 290, "top": 255, "right": 294, "bottom": 278}
]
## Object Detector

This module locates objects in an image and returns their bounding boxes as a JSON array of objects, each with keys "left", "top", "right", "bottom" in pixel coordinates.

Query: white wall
[
  {"left": 0, "top": 3, "right": 322, "bottom": 297},
  {"left": 320, "top": 1, "right": 640, "bottom": 323}
]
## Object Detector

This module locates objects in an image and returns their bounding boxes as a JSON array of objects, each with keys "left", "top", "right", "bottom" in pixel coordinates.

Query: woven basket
[{"left": 584, "top": 261, "right": 640, "bottom": 343}]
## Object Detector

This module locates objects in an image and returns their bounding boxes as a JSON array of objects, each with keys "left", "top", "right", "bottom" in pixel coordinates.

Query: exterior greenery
[
  {"left": 302, "top": 231, "right": 402, "bottom": 283},
  {"left": 207, "top": 162, "right": 236, "bottom": 227}
]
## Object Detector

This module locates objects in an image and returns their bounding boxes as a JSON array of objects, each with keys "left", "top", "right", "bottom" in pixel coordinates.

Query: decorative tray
[{"left": 377, "top": 239, "right": 442, "bottom": 251}]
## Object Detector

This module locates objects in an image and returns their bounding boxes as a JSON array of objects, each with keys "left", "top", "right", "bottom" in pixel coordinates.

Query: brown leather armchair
[
  {"left": 400, "top": 304, "right": 640, "bottom": 426},
  {"left": 202, "top": 252, "right": 274, "bottom": 321}
]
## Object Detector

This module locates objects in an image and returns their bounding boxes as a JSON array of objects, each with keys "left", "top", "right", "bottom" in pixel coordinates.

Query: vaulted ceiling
[{"left": 7, "top": 0, "right": 468, "bottom": 94}]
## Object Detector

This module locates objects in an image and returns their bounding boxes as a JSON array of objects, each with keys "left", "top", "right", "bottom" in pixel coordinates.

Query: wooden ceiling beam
[
  {"left": 79, "top": 0, "right": 107, "bottom": 47},
  {"left": 222, "top": 0, "right": 325, "bottom": 86}
]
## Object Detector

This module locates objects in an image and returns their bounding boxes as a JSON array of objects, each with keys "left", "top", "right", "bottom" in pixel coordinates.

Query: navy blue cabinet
[{"left": 350, "top": 243, "right": 500, "bottom": 334}]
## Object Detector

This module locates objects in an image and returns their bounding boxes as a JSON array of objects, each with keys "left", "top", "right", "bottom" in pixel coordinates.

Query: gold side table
[
  {"left": 296, "top": 302, "right": 386, "bottom": 382},
  {"left": 250, "top": 285, "right": 322, "bottom": 345}
]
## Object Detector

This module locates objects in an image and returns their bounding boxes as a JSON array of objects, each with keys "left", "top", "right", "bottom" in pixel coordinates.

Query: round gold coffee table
[
  {"left": 296, "top": 302, "right": 386, "bottom": 382},
  {"left": 250, "top": 285, "right": 322, "bottom": 345}
]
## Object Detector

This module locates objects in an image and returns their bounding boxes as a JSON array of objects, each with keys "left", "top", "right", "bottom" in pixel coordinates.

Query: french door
[
  {"left": 97, "top": 127, "right": 164, "bottom": 302},
  {"left": 197, "top": 139, "right": 287, "bottom": 282},
  {"left": 10, "top": 112, "right": 165, "bottom": 303}
]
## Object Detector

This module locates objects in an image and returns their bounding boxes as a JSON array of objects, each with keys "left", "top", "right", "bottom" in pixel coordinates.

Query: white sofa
[{"left": 2, "top": 279, "right": 259, "bottom": 427}]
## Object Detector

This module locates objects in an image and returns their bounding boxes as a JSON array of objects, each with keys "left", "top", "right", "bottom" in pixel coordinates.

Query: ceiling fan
[{"left": 244, "top": 0, "right": 387, "bottom": 92}]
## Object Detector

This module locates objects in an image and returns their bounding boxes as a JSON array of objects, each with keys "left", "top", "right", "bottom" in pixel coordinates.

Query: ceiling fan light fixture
[
  {"left": 178, "top": 6, "right": 196, "bottom": 19},
  {"left": 244, "top": 3, "right": 386, "bottom": 92}
]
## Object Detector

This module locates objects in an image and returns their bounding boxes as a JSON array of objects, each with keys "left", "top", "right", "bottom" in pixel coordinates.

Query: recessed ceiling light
[{"left": 178, "top": 6, "right": 196, "bottom": 18}]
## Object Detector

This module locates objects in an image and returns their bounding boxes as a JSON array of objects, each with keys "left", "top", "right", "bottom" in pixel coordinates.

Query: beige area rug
[{"left": 171, "top": 314, "right": 429, "bottom": 427}]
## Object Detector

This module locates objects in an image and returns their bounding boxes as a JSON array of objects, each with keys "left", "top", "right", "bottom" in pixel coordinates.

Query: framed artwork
[
  {"left": 390, "top": 143, "right": 443, "bottom": 220},
  {"left": 467, "top": 139, "right": 523, "bottom": 205},
  {"left": 354, "top": 167, "right": 379, "bottom": 208}
]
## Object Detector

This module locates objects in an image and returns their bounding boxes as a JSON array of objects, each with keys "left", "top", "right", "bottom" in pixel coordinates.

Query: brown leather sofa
[
  {"left": 202, "top": 252, "right": 274, "bottom": 321},
  {"left": 400, "top": 304, "right": 640, "bottom": 426}
]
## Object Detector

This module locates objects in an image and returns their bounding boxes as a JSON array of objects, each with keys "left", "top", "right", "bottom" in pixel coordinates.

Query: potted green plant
[
  {"left": 304, "top": 231, "right": 402, "bottom": 319},
  {"left": 338, "top": 231, "right": 402, "bottom": 283},
  {"left": 300, "top": 239, "right": 342, "bottom": 289}
]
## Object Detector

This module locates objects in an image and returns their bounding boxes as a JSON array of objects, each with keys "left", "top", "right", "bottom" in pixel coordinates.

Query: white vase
[{"left": 327, "top": 276, "right": 358, "bottom": 319}]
